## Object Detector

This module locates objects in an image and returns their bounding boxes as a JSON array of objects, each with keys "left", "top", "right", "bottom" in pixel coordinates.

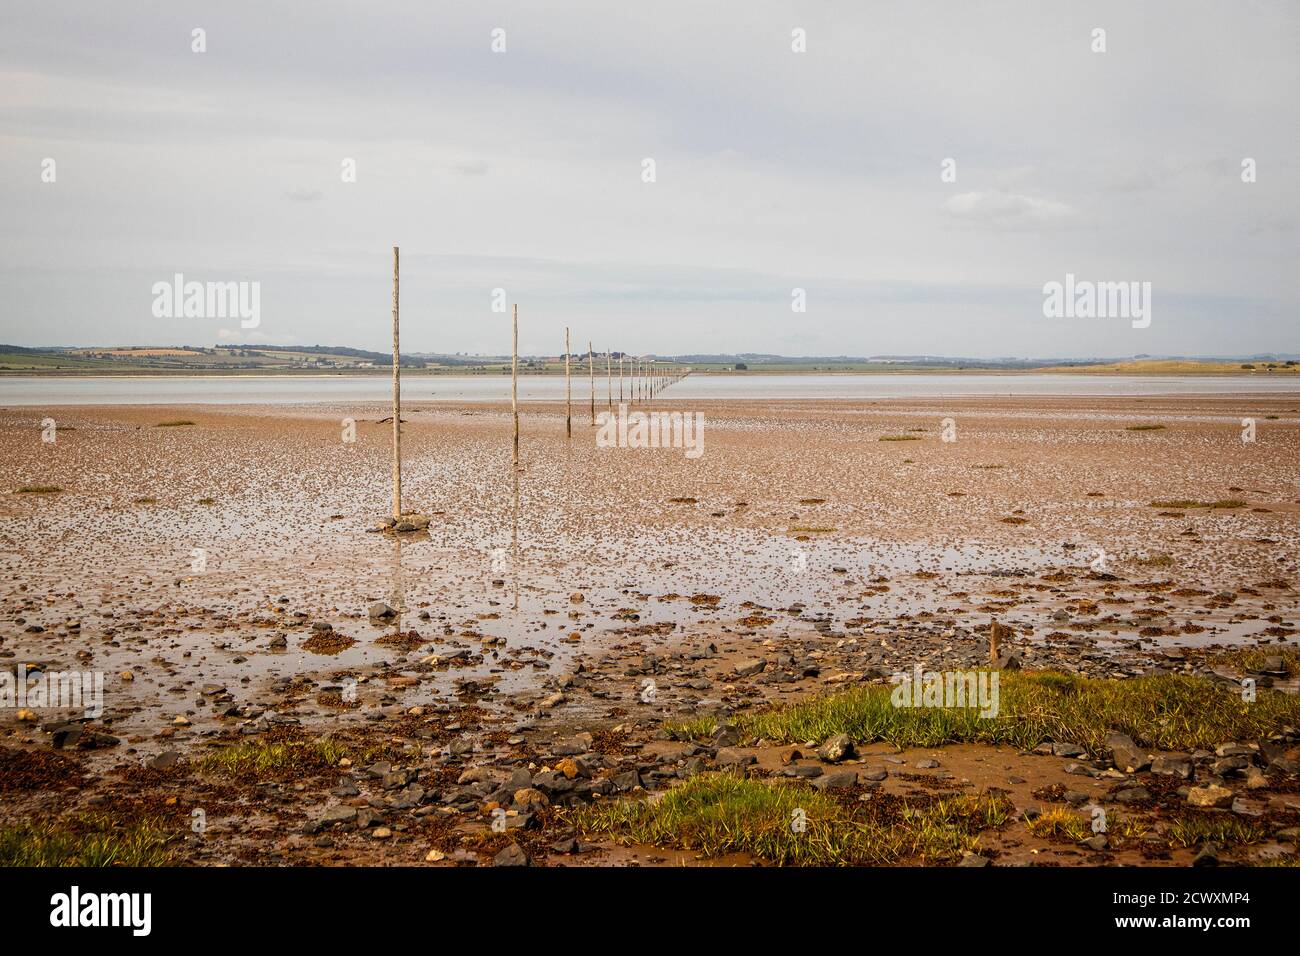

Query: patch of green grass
[
  {"left": 1126, "top": 424, "right": 1166, "bottom": 431},
  {"left": 879, "top": 435, "right": 921, "bottom": 441},
  {"left": 197, "top": 497, "right": 216, "bottom": 505},
  {"left": 197, "top": 735, "right": 365, "bottom": 779},
  {"left": 1210, "top": 647, "right": 1300, "bottom": 677},
  {"left": 665, "top": 671, "right": 1300, "bottom": 756},
  {"left": 0, "top": 814, "right": 174, "bottom": 866},
  {"left": 564, "top": 772, "right": 1012, "bottom": 865},
  {"left": 1026, "top": 806, "right": 1091, "bottom": 842},
  {"left": 15, "top": 485, "right": 62, "bottom": 494},
  {"left": 1166, "top": 813, "right": 1268, "bottom": 849},
  {"left": 1149, "top": 499, "right": 1246, "bottom": 509},
  {"left": 1027, "top": 805, "right": 1148, "bottom": 846},
  {"left": 155, "top": 419, "right": 195, "bottom": 427}
]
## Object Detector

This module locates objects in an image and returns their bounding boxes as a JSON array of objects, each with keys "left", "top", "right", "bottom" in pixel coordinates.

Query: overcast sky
[{"left": 1, "top": 1, "right": 1296, "bottom": 357}]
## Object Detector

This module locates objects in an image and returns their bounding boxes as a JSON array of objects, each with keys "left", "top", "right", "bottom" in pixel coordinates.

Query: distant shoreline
[{"left": 2, "top": 363, "right": 1297, "bottom": 378}]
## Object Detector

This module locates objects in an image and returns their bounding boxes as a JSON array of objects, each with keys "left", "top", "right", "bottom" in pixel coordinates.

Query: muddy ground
[{"left": 1, "top": 393, "right": 1298, "bottom": 865}]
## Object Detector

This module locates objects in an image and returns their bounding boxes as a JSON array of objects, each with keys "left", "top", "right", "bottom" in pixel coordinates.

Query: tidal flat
[{"left": 2, "top": 393, "right": 1298, "bottom": 866}]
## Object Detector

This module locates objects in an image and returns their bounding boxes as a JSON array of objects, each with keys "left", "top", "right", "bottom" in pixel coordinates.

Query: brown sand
[{"left": 1, "top": 393, "right": 1297, "bottom": 865}]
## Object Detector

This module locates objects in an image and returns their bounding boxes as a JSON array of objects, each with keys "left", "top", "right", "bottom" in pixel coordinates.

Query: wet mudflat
[{"left": 1, "top": 394, "right": 1298, "bottom": 866}]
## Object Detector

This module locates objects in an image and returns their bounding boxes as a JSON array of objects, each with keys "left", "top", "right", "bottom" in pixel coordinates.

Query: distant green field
[
  {"left": 0, "top": 347, "right": 1289, "bottom": 377},
  {"left": 0, "top": 351, "right": 119, "bottom": 370}
]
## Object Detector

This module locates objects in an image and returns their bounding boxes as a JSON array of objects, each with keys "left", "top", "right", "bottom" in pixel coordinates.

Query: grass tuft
[
  {"left": 197, "top": 735, "right": 369, "bottom": 779},
  {"left": 1166, "top": 814, "right": 1267, "bottom": 849},
  {"left": 665, "top": 671, "right": 1300, "bottom": 755},
  {"left": 0, "top": 814, "right": 174, "bottom": 866},
  {"left": 564, "top": 772, "right": 1013, "bottom": 865}
]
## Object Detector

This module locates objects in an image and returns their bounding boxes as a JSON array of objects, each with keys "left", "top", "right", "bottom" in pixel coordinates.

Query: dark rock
[
  {"left": 611, "top": 770, "right": 643, "bottom": 792},
  {"left": 1151, "top": 753, "right": 1193, "bottom": 779},
  {"left": 1081, "top": 834, "right": 1108, "bottom": 852},
  {"left": 493, "top": 843, "right": 529, "bottom": 867},
  {"left": 715, "top": 749, "right": 755, "bottom": 769},
  {"left": 314, "top": 806, "right": 358, "bottom": 831},
  {"left": 149, "top": 750, "right": 182, "bottom": 769},
  {"left": 1114, "top": 787, "right": 1151, "bottom": 804},
  {"left": 1105, "top": 732, "right": 1149, "bottom": 773},
  {"left": 711, "top": 723, "right": 741, "bottom": 747},
  {"left": 812, "top": 770, "right": 858, "bottom": 791}
]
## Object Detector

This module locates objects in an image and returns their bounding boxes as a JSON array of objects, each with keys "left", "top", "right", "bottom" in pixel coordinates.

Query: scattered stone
[
  {"left": 1193, "top": 843, "right": 1220, "bottom": 867},
  {"left": 715, "top": 749, "right": 755, "bottom": 769},
  {"left": 315, "top": 806, "right": 358, "bottom": 830},
  {"left": 712, "top": 724, "right": 741, "bottom": 747},
  {"left": 1151, "top": 753, "right": 1193, "bottom": 780},
  {"left": 149, "top": 750, "right": 182, "bottom": 770},
  {"left": 816, "top": 734, "right": 855, "bottom": 763},
  {"left": 1105, "top": 732, "right": 1149, "bottom": 773},
  {"left": 1187, "top": 784, "right": 1234, "bottom": 809},
  {"left": 812, "top": 770, "right": 858, "bottom": 791},
  {"left": 493, "top": 843, "right": 529, "bottom": 867},
  {"left": 1081, "top": 834, "right": 1108, "bottom": 852}
]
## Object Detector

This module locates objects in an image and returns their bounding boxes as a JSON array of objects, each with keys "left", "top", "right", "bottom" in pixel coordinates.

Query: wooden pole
[
  {"left": 619, "top": 354, "right": 624, "bottom": 402},
  {"left": 512, "top": 304, "right": 519, "bottom": 468},
  {"left": 565, "top": 327, "right": 571, "bottom": 437},
  {"left": 588, "top": 340, "right": 595, "bottom": 425},
  {"left": 606, "top": 349, "right": 612, "bottom": 410},
  {"left": 391, "top": 246, "right": 401, "bottom": 520}
]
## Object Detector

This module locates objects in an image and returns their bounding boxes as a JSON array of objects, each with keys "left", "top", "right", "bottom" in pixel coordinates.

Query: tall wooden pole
[
  {"left": 606, "top": 349, "right": 612, "bottom": 410},
  {"left": 391, "top": 246, "right": 401, "bottom": 520},
  {"left": 619, "top": 354, "right": 624, "bottom": 402},
  {"left": 588, "top": 340, "right": 595, "bottom": 425},
  {"left": 512, "top": 304, "right": 519, "bottom": 468},
  {"left": 565, "top": 327, "right": 571, "bottom": 437}
]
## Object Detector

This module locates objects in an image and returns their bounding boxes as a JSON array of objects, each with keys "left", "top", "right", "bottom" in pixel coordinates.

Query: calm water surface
[{"left": 3, "top": 373, "right": 1299, "bottom": 406}]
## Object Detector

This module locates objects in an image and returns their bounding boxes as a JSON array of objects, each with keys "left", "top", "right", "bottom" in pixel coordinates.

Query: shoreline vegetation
[{"left": 1, "top": 345, "right": 1297, "bottom": 377}]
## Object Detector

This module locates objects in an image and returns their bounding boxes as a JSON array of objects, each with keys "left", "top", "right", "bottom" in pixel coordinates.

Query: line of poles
[
  {"left": 519, "top": 320, "right": 692, "bottom": 468},
  {"left": 386, "top": 248, "right": 694, "bottom": 516},
  {"left": 558, "top": 336, "right": 689, "bottom": 435}
]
